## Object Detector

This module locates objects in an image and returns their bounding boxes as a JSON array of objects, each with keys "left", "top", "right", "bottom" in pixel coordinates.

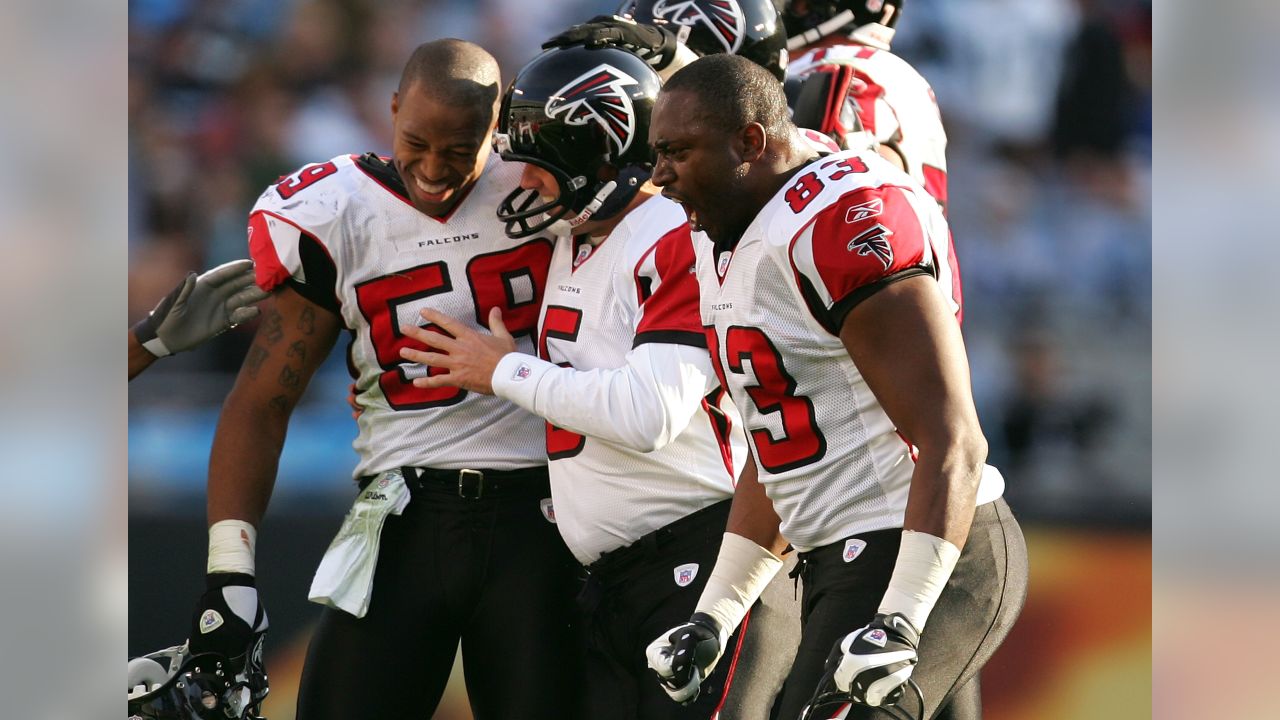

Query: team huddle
[{"left": 127, "top": 2, "right": 1029, "bottom": 719}]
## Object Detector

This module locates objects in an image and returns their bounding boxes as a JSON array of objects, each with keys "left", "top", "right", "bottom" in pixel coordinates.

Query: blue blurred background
[{"left": 128, "top": 0, "right": 1151, "bottom": 717}]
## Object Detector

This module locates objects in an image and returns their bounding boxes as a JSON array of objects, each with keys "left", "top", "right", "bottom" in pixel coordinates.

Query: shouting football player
[
  {"left": 398, "top": 44, "right": 799, "bottom": 719},
  {"left": 646, "top": 54, "right": 1028, "bottom": 720},
  {"left": 188, "top": 39, "right": 584, "bottom": 720}
]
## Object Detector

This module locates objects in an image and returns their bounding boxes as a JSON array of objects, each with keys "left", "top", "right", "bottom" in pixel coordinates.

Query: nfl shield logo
[
  {"left": 199, "top": 609, "right": 224, "bottom": 634},
  {"left": 513, "top": 363, "right": 532, "bottom": 381},
  {"left": 574, "top": 243, "right": 593, "bottom": 268},
  {"left": 843, "top": 538, "right": 867, "bottom": 563},
  {"left": 716, "top": 251, "right": 731, "bottom": 277},
  {"left": 539, "top": 498, "right": 556, "bottom": 523},
  {"left": 864, "top": 629, "right": 888, "bottom": 647},
  {"left": 674, "top": 562, "right": 699, "bottom": 587}
]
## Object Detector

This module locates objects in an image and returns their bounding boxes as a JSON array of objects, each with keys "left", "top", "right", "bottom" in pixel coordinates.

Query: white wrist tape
[
  {"left": 207, "top": 520, "right": 257, "bottom": 576},
  {"left": 877, "top": 530, "right": 961, "bottom": 631},
  {"left": 694, "top": 533, "right": 784, "bottom": 645}
]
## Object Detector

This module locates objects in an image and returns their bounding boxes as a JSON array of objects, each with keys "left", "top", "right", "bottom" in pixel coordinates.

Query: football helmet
[
  {"left": 128, "top": 638, "right": 268, "bottom": 720},
  {"left": 494, "top": 44, "right": 661, "bottom": 239},
  {"left": 620, "top": 0, "right": 790, "bottom": 81},
  {"left": 783, "top": 0, "right": 904, "bottom": 50}
]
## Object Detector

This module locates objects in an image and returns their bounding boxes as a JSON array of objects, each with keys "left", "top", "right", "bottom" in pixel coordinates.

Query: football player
[
  {"left": 783, "top": 0, "right": 966, "bottom": 319},
  {"left": 188, "top": 39, "right": 582, "bottom": 720},
  {"left": 129, "top": 259, "right": 267, "bottom": 380},
  {"left": 646, "top": 55, "right": 1028, "bottom": 720},
  {"left": 397, "top": 44, "right": 798, "bottom": 719}
]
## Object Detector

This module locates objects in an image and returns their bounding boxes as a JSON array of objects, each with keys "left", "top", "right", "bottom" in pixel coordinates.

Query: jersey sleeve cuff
[{"left": 491, "top": 353, "right": 557, "bottom": 412}]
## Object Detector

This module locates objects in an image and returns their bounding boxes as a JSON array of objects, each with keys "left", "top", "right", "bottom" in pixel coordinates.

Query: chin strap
[
  {"left": 787, "top": 9, "right": 855, "bottom": 51},
  {"left": 547, "top": 180, "right": 618, "bottom": 235}
]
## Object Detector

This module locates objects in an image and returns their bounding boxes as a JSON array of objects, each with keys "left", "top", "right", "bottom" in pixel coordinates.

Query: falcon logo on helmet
[
  {"left": 652, "top": 0, "right": 747, "bottom": 53},
  {"left": 847, "top": 223, "right": 894, "bottom": 268},
  {"left": 546, "top": 64, "right": 640, "bottom": 155}
]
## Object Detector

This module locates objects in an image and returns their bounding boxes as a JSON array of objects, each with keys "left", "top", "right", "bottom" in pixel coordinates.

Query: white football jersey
[
  {"left": 788, "top": 44, "right": 949, "bottom": 209},
  {"left": 693, "top": 149, "right": 1003, "bottom": 552},
  {"left": 538, "top": 194, "right": 745, "bottom": 564},
  {"left": 247, "top": 152, "right": 550, "bottom": 478}
]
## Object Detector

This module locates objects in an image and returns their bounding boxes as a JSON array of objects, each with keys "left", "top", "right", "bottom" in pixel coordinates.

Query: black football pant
[
  {"left": 579, "top": 499, "right": 801, "bottom": 720},
  {"left": 296, "top": 466, "right": 585, "bottom": 720},
  {"left": 773, "top": 497, "right": 1028, "bottom": 720}
]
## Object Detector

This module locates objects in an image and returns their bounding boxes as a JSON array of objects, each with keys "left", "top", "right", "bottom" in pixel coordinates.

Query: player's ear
[
  {"left": 391, "top": 92, "right": 400, "bottom": 119},
  {"left": 738, "top": 123, "right": 767, "bottom": 163}
]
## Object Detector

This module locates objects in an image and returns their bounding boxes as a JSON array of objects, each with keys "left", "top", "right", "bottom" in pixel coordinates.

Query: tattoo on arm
[
  {"left": 278, "top": 365, "right": 303, "bottom": 391},
  {"left": 297, "top": 305, "right": 316, "bottom": 335},
  {"left": 262, "top": 310, "right": 285, "bottom": 345},
  {"left": 287, "top": 341, "right": 308, "bottom": 363},
  {"left": 268, "top": 395, "right": 289, "bottom": 412},
  {"left": 244, "top": 346, "right": 269, "bottom": 379}
]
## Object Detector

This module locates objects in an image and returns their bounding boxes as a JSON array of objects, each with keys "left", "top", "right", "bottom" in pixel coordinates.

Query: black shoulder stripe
[
  {"left": 827, "top": 265, "right": 933, "bottom": 333},
  {"left": 354, "top": 152, "right": 409, "bottom": 202},
  {"left": 284, "top": 232, "right": 342, "bottom": 316}
]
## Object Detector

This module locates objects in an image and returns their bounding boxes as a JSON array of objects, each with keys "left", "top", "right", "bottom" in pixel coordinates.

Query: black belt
[
  {"left": 358, "top": 466, "right": 548, "bottom": 501},
  {"left": 586, "top": 499, "right": 732, "bottom": 578}
]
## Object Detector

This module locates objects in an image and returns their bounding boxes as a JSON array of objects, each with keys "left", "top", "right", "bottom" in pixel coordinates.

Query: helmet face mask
[
  {"left": 623, "top": 0, "right": 791, "bottom": 81},
  {"left": 782, "top": 0, "right": 903, "bottom": 49},
  {"left": 128, "top": 640, "right": 267, "bottom": 720},
  {"left": 495, "top": 45, "right": 662, "bottom": 239}
]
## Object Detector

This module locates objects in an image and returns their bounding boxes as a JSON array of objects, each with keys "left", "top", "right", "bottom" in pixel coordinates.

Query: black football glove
[
  {"left": 825, "top": 612, "right": 920, "bottom": 707},
  {"left": 188, "top": 573, "right": 269, "bottom": 669},
  {"left": 542, "top": 15, "right": 679, "bottom": 71},
  {"left": 645, "top": 612, "right": 726, "bottom": 705}
]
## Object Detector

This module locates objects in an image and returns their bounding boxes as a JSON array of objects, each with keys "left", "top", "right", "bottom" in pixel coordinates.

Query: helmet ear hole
[{"left": 597, "top": 164, "right": 620, "bottom": 183}]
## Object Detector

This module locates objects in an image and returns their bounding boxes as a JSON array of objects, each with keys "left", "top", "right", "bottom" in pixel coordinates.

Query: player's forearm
[
  {"left": 725, "top": 457, "right": 787, "bottom": 556},
  {"left": 877, "top": 431, "right": 984, "bottom": 631},
  {"left": 492, "top": 343, "right": 711, "bottom": 452},
  {"left": 128, "top": 329, "right": 158, "bottom": 380},
  {"left": 207, "top": 392, "right": 291, "bottom": 528},
  {"left": 902, "top": 429, "right": 986, "bottom": 549}
]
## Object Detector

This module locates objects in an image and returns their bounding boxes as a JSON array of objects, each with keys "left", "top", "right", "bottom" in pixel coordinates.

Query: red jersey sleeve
[
  {"left": 247, "top": 209, "right": 341, "bottom": 313},
  {"left": 633, "top": 223, "right": 706, "bottom": 348},
  {"left": 791, "top": 184, "right": 933, "bottom": 333}
]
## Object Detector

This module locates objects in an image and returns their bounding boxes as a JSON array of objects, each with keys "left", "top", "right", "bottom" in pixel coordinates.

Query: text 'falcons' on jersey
[{"left": 545, "top": 64, "right": 640, "bottom": 155}]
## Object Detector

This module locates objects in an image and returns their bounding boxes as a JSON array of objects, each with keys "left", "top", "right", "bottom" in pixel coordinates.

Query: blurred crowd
[{"left": 128, "top": 0, "right": 1152, "bottom": 525}]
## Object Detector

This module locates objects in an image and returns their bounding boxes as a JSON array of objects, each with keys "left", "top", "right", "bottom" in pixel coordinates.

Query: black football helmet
[
  {"left": 620, "top": 0, "right": 790, "bottom": 81},
  {"left": 128, "top": 639, "right": 268, "bottom": 720},
  {"left": 495, "top": 44, "right": 661, "bottom": 239},
  {"left": 783, "top": 0, "right": 904, "bottom": 51}
]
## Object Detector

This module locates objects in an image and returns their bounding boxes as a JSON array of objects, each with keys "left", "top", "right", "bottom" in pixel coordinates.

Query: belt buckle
[{"left": 457, "top": 468, "right": 484, "bottom": 500}]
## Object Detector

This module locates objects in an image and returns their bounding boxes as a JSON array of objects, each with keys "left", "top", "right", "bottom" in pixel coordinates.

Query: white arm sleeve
[{"left": 491, "top": 343, "right": 716, "bottom": 453}]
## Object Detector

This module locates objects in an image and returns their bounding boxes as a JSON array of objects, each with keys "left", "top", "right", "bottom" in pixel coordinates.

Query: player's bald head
[
  {"left": 662, "top": 54, "right": 792, "bottom": 141},
  {"left": 398, "top": 39, "right": 502, "bottom": 122}
]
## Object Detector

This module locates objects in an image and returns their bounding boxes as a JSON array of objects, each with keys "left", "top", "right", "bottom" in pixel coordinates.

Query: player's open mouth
[
  {"left": 664, "top": 192, "right": 701, "bottom": 231},
  {"left": 415, "top": 177, "right": 453, "bottom": 203}
]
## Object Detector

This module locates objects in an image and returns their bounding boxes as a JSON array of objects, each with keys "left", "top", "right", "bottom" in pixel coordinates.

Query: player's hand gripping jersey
[
  {"left": 500, "top": 194, "right": 746, "bottom": 565},
  {"left": 247, "top": 153, "right": 550, "bottom": 477},
  {"left": 693, "top": 149, "right": 1001, "bottom": 552}
]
